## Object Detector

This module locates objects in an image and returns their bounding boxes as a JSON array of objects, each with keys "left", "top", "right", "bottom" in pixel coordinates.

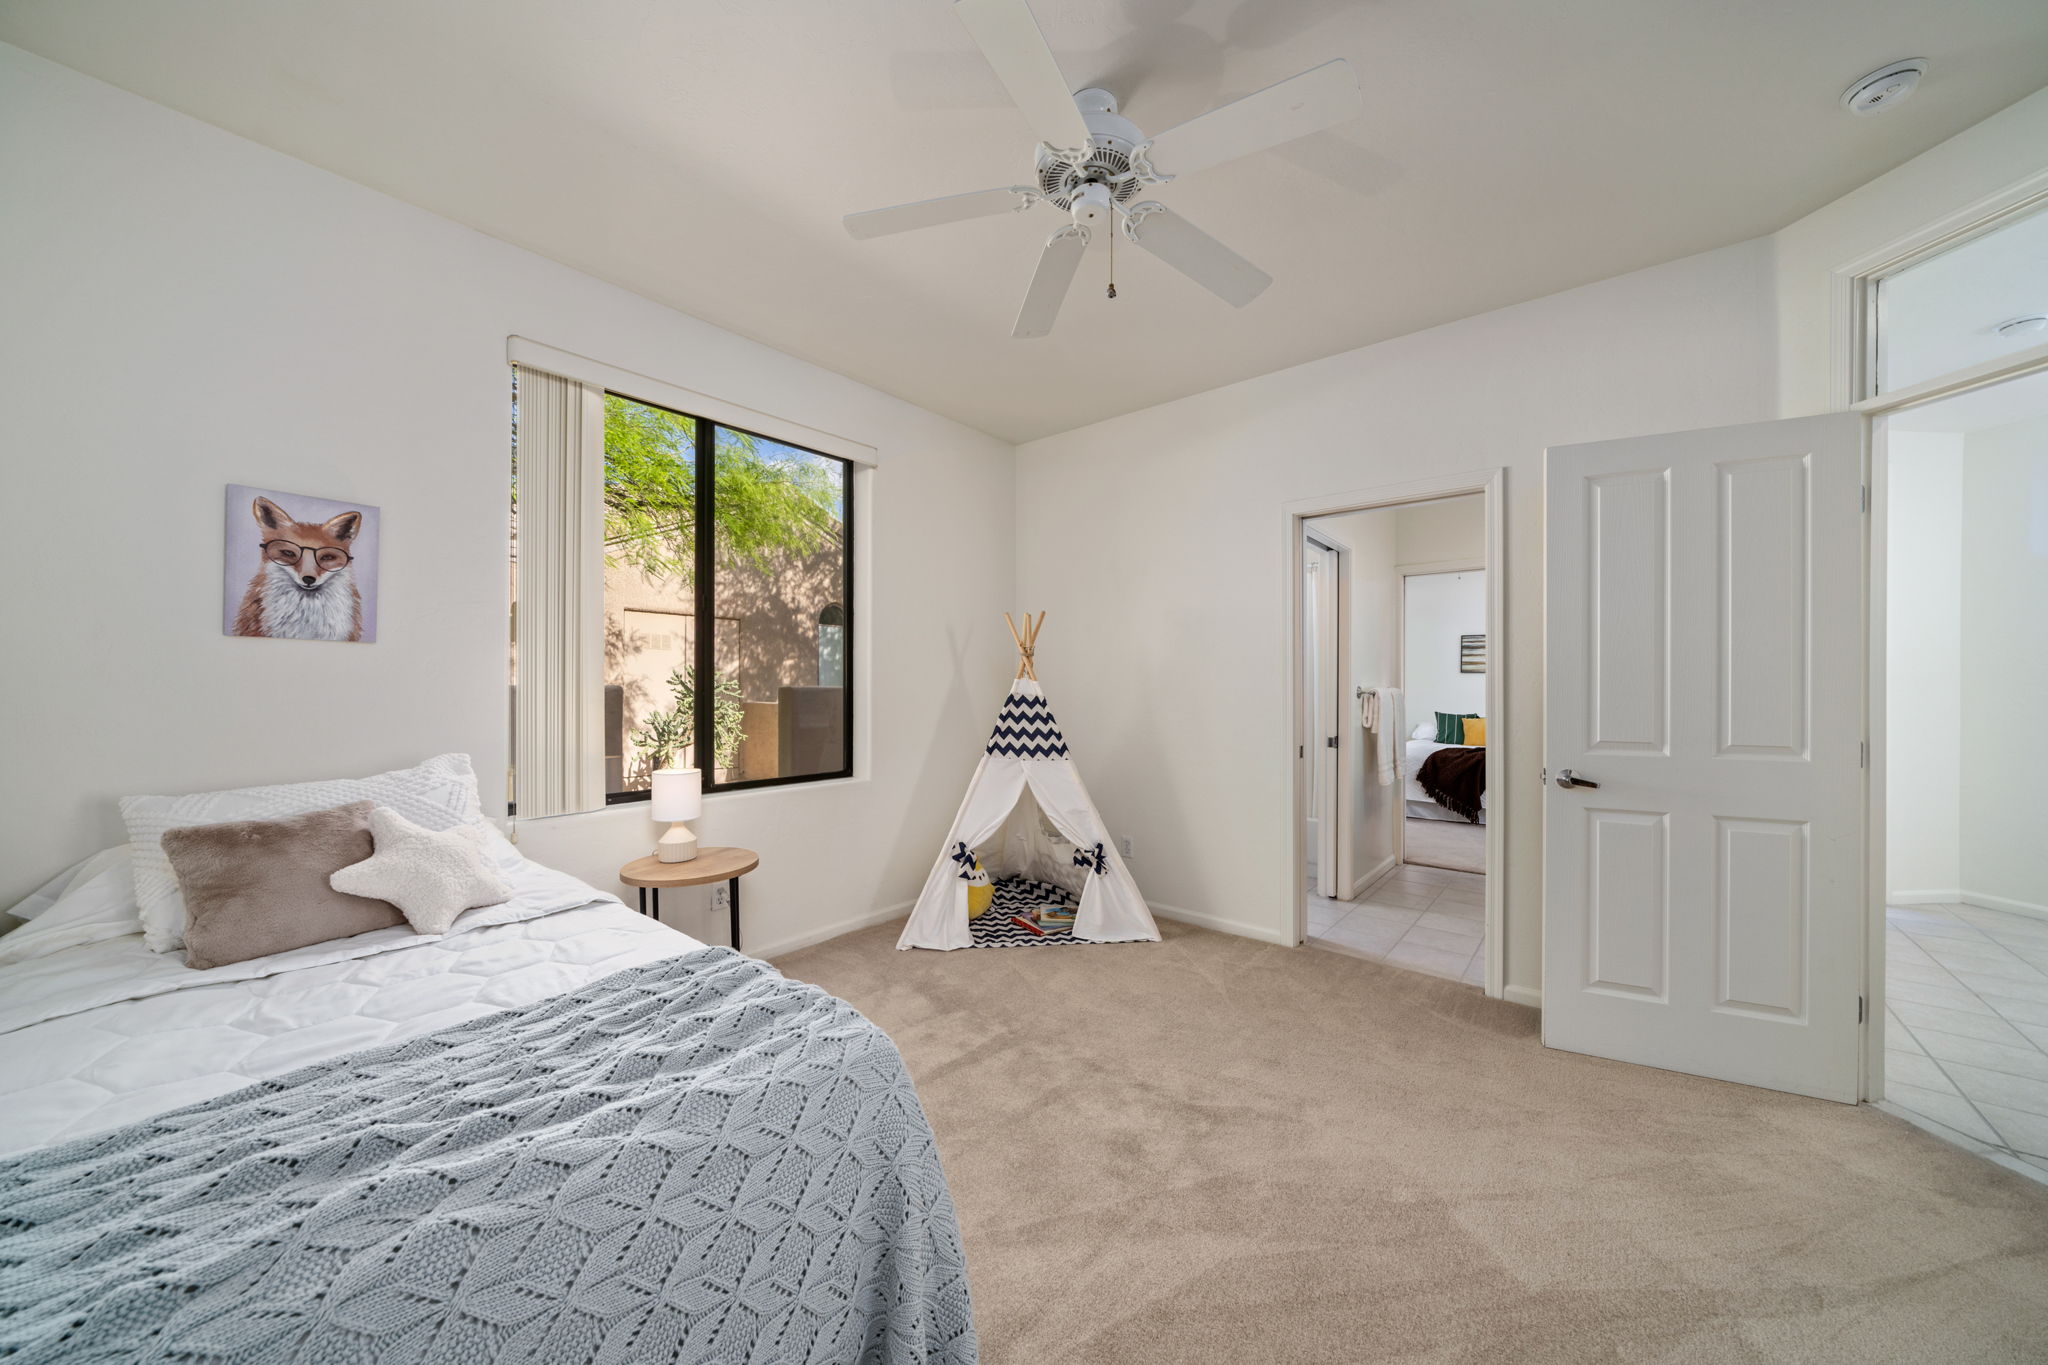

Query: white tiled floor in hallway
[
  {"left": 1306, "top": 863, "right": 1484, "bottom": 987},
  {"left": 1883, "top": 903, "right": 2048, "bottom": 1183}
]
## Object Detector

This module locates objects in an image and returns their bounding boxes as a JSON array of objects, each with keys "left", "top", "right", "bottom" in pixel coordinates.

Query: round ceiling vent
[{"left": 1841, "top": 60, "right": 1927, "bottom": 115}]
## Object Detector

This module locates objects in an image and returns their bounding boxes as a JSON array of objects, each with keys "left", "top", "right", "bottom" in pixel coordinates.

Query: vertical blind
[{"left": 512, "top": 366, "right": 605, "bottom": 818}]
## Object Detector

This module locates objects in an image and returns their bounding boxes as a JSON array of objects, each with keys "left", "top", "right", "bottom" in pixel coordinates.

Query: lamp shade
[{"left": 649, "top": 767, "right": 702, "bottom": 822}]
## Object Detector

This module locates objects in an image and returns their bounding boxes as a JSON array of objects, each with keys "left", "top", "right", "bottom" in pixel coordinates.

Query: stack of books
[{"left": 1036, "top": 904, "right": 1077, "bottom": 933}]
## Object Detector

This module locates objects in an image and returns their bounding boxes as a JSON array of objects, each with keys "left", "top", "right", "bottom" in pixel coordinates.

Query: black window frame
[{"left": 602, "top": 395, "right": 855, "bottom": 804}]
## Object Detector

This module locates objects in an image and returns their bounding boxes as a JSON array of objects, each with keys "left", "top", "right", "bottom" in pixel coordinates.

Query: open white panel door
[{"left": 1544, "top": 413, "right": 1866, "bottom": 1102}]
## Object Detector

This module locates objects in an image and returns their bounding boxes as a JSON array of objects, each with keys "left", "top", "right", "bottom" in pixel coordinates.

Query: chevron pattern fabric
[
  {"left": 0, "top": 951, "right": 977, "bottom": 1365},
  {"left": 985, "top": 692, "right": 1068, "bottom": 758},
  {"left": 968, "top": 877, "right": 1084, "bottom": 948}
]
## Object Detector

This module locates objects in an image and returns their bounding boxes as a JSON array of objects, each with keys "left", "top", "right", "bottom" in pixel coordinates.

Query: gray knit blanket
[{"left": 0, "top": 949, "right": 977, "bottom": 1364}]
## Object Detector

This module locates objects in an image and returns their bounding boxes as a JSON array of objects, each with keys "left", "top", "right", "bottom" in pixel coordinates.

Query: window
[
  {"left": 512, "top": 373, "right": 853, "bottom": 814},
  {"left": 1871, "top": 200, "right": 2048, "bottom": 395}
]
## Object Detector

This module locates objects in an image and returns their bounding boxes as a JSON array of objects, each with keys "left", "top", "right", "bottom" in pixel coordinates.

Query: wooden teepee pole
[{"left": 1004, "top": 611, "right": 1044, "bottom": 681}]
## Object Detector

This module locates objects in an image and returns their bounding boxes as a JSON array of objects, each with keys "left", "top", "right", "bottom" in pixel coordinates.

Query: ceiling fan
[{"left": 844, "top": 0, "right": 1364, "bottom": 338}]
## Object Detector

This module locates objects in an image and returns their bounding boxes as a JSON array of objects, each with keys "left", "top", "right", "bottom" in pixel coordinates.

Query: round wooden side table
[{"left": 619, "top": 847, "right": 760, "bottom": 950}]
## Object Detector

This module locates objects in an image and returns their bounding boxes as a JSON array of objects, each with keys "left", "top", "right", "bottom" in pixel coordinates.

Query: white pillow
[
  {"left": 330, "top": 807, "right": 512, "bottom": 935},
  {"left": 1411, "top": 722, "right": 1436, "bottom": 740},
  {"left": 6, "top": 845, "right": 132, "bottom": 922},
  {"left": 0, "top": 850, "right": 143, "bottom": 967},
  {"left": 121, "top": 754, "right": 483, "bottom": 954}
]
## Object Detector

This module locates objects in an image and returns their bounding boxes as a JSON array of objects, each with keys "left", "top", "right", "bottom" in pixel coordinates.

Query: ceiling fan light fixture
[{"left": 842, "top": 0, "right": 1361, "bottom": 336}]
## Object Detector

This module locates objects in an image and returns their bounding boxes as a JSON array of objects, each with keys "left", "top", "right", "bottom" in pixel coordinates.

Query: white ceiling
[{"left": 5, "top": 1, "right": 2047, "bottom": 443}]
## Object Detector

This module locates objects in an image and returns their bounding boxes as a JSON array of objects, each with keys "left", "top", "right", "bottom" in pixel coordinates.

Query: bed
[
  {"left": 1404, "top": 737, "right": 1487, "bottom": 824},
  {"left": 0, "top": 838, "right": 976, "bottom": 1363}
]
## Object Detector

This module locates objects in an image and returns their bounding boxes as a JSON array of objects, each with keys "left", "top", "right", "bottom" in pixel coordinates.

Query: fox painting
[{"left": 230, "top": 494, "right": 369, "bottom": 642}]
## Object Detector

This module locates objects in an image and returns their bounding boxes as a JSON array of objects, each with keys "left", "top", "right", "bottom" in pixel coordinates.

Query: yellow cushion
[
  {"left": 967, "top": 881, "right": 994, "bottom": 918},
  {"left": 1462, "top": 717, "right": 1487, "bottom": 747}
]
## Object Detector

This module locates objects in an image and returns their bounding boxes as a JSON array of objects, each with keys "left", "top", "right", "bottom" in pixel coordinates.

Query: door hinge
[
  {"left": 1298, "top": 744, "right": 1304, "bottom": 759},
  {"left": 1327, "top": 735, "right": 1339, "bottom": 749},
  {"left": 1861, "top": 484, "right": 1870, "bottom": 514},
  {"left": 1860, "top": 740, "right": 1867, "bottom": 769},
  {"left": 1858, "top": 995, "right": 1866, "bottom": 1024}
]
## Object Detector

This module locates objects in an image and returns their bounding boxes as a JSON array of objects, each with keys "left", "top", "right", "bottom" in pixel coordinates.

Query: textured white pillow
[
  {"left": 0, "top": 851, "right": 143, "bottom": 967},
  {"left": 330, "top": 807, "right": 511, "bottom": 935},
  {"left": 121, "top": 754, "right": 483, "bottom": 953},
  {"left": 1411, "top": 722, "right": 1436, "bottom": 740}
]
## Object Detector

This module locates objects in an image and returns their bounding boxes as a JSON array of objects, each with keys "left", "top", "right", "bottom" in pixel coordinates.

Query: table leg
[
  {"left": 729, "top": 877, "right": 741, "bottom": 951},
  {"left": 637, "top": 886, "right": 646, "bottom": 917}
]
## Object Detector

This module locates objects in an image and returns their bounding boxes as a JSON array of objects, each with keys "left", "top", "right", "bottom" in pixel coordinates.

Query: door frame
[
  {"left": 1284, "top": 468, "right": 1508, "bottom": 999},
  {"left": 1840, "top": 176, "right": 2048, "bottom": 1100},
  {"left": 1304, "top": 529, "right": 1346, "bottom": 898}
]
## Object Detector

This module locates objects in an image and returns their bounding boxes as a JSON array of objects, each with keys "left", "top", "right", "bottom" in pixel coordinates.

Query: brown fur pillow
[{"left": 161, "top": 801, "right": 404, "bottom": 970}]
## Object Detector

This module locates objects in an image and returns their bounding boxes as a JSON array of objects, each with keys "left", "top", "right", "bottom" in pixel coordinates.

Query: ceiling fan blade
[
  {"left": 843, "top": 186, "right": 1036, "bottom": 240},
  {"left": 1013, "top": 225, "right": 1090, "bottom": 338},
  {"left": 954, "top": 0, "right": 1092, "bottom": 154},
  {"left": 1121, "top": 204, "right": 1271, "bottom": 307},
  {"left": 1143, "top": 59, "right": 1362, "bottom": 179}
]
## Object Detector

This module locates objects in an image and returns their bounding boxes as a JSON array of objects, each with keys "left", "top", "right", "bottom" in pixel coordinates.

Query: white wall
[
  {"left": 0, "top": 44, "right": 1016, "bottom": 954},
  {"left": 1404, "top": 572, "right": 1487, "bottom": 725},
  {"left": 1395, "top": 496, "right": 1486, "bottom": 568},
  {"left": 1016, "top": 238, "right": 1778, "bottom": 993},
  {"left": 1308, "top": 508, "right": 1400, "bottom": 895},
  {"left": 1884, "top": 433, "right": 1965, "bottom": 900},
  {"left": 1959, "top": 415, "right": 2048, "bottom": 915}
]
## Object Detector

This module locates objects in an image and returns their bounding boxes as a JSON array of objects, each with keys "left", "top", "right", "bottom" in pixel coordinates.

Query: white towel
[{"left": 1373, "top": 688, "right": 1405, "bottom": 787}]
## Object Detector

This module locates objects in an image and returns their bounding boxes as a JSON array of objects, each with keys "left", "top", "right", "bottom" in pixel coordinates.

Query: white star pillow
[{"left": 331, "top": 807, "right": 512, "bottom": 935}]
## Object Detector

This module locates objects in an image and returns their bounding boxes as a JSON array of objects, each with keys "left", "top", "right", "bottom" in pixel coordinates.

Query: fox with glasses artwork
[{"left": 229, "top": 491, "right": 373, "bottom": 642}]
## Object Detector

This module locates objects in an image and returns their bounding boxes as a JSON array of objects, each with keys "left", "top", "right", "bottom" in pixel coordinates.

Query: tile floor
[
  {"left": 1306, "top": 862, "right": 1485, "bottom": 987},
  {"left": 1883, "top": 902, "right": 2048, "bottom": 1182}
]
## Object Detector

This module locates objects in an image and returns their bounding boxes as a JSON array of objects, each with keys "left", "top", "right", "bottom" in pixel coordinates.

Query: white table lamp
[{"left": 650, "top": 768, "right": 702, "bottom": 863}]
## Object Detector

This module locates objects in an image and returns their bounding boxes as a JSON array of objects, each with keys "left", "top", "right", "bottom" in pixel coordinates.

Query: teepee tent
[{"left": 898, "top": 614, "right": 1160, "bottom": 951}]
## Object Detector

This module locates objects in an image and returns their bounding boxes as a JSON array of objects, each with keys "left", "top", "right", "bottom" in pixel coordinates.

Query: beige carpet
[
  {"left": 778, "top": 920, "right": 2048, "bottom": 1364},
  {"left": 1404, "top": 816, "right": 1485, "bottom": 873}
]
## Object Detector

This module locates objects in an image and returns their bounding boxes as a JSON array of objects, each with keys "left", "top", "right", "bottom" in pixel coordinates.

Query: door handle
[{"left": 1554, "top": 768, "right": 1599, "bottom": 790}]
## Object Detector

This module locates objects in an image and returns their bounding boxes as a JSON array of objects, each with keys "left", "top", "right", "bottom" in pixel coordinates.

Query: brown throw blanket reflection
[{"left": 1417, "top": 746, "right": 1486, "bottom": 823}]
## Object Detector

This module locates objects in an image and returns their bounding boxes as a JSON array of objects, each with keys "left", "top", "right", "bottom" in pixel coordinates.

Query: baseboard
[
  {"left": 1960, "top": 890, "right": 2048, "bottom": 921},
  {"left": 1888, "top": 889, "right": 1963, "bottom": 906},
  {"left": 1501, "top": 984, "right": 1543, "bottom": 1010},
  {"left": 1148, "top": 901, "right": 1296, "bottom": 947},
  {"left": 1348, "top": 854, "right": 1398, "bottom": 901},
  {"left": 1888, "top": 889, "right": 2048, "bottom": 921},
  {"left": 755, "top": 901, "right": 910, "bottom": 961}
]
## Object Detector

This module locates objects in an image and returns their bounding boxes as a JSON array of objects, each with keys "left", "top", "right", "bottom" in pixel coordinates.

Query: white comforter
[{"left": 0, "top": 857, "right": 703, "bottom": 1157}]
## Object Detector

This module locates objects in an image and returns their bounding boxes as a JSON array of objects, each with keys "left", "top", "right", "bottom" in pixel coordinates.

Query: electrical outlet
[
  {"left": 711, "top": 885, "right": 730, "bottom": 916},
  {"left": 1119, "top": 836, "right": 1135, "bottom": 859}
]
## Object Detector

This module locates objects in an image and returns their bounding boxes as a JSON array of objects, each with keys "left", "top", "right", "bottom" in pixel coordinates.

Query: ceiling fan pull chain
[{"left": 1107, "top": 220, "right": 1117, "bottom": 300}]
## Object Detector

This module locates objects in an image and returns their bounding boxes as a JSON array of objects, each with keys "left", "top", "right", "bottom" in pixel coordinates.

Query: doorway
[
  {"left": 1399, "top": 561, "right": 1487, "bottom": 875},
  {"left": 1289, "top": 476, "right": 1504, "bottom": 995},
  {"left": 1528, "top": 190, "right": 2048, "bottom": 1117},
  {"left": 1875, "top": 368, "right": 2048, "bottom": 1173}
]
